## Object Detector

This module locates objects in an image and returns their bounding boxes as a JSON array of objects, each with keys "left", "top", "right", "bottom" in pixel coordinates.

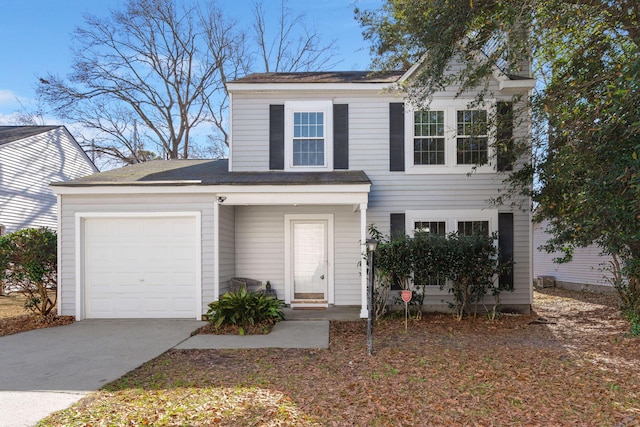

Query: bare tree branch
[
  {"left": 251, "top": 0, "right": 339, "bottom": 73},
  {"left": 37, "top": 0, "right": 243, "bottom": 164}
]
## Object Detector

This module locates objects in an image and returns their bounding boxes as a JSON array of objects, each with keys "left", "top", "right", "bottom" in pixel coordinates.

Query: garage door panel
[{"left": 84, "top": 216, "right": 199, "bottom": 319}]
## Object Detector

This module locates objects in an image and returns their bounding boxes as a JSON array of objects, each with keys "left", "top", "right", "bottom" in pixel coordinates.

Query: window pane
[
  {"left": 456, "top": 110, "right": 488, "bottom": 165},
  {"left": 292, "top": 110, "right": 325, "bottom": 167},
  {"left": 414, "top": 110, "right": 445, "bottom": 165},
  {"left": 457, "top": 110, "right": 487, "bottom": 137},
  {"left": 293, "top": 138, "right": 324, "bottom": 166},
  {"left": 456, "top": 137, "right": 488, "bottom": 165},
  {"left": 415, "top": 221, "right": 446, "bottom": 236},
  {"left": 414, "top": 137, "right": 445, "bottom": 165},
  {"left": 457, "top": 221, "right": 489, "bottom": 236},
  {"left": 414, "top": 110, "right": 444, "bottom": 136}
]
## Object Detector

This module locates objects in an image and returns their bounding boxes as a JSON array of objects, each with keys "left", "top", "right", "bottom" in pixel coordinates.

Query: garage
[{"left": 82, "top": 214, "right": 200, "bottom": 319}]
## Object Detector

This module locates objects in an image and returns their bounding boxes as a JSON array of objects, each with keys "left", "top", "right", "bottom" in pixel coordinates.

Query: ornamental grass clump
[{"left": 205, "top": 288, "right": 285, "bottom": 335}]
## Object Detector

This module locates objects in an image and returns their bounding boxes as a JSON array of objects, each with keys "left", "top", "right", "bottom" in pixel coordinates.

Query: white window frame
[
  {"left": 284, "top": 100, "right": 333, "bottom": 171},
  {"left": 405, "top": 209, "right": 499, "bottom": 238},
  {"left": 404, "top": 100, "right": 496, "bottom": 174}
]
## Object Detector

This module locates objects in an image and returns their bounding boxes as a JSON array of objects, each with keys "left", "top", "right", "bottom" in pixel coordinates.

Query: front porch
[{"left": 210, "top": 171, "right": 372, "bottom": 318}]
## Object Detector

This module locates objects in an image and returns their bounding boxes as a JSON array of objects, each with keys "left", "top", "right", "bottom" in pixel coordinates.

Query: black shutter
[
  {"left": 389, "top": 213, "right": 406, "bottom": 290},
  {"left": 269, "top": 105, "right": 285, "bottom": 170},
  {"left": 498, "top": 212, "right": 514, "bottom": 290},
  {"left": 389, "top": 103, "right": 405, "bottom": 171},
  {"left": 497, "top": 102, "right": 514, "bottom": 172},
  {"left": 390, "top": 213, "right": 406, "bottom": 239},
  {"left": 333, "top": 104, "right": 349, "bottom": 169}
]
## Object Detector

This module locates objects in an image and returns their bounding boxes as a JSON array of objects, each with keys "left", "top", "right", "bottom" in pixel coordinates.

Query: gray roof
[
  {"left": 231, "top": 71, "right": 406, "bottom": 84},
  {"left": 0, "top": 126, "right": 61, "bottom": 146},
  {"left": 52, "top": 159, "right": 371, "bottom": 186}
]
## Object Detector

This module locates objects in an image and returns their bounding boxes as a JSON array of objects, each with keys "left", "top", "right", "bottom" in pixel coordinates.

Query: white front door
[{"left": 292, "top": 220, "right": 327, "bottom": 300}]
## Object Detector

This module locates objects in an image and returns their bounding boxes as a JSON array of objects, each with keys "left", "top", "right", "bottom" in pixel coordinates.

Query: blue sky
[{"left": 0, "top": 0, "right": 381, "bottom": 123}]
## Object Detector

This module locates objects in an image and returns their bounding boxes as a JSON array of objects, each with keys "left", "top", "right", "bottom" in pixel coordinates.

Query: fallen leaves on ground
[
  {"left": 195, "top": 321, "right": 275, "bottom": 336},
  {"left": 0, "top": 314, "right": 75, "bottom": 337},
  {"left": 39, "top": 288, "right": 640, "bottom": 426},
  {"left": 0, "top": 293, "right": 74, "bottom": 337}
]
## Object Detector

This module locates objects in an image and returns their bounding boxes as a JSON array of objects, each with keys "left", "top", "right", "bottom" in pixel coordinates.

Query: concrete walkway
[
  {"left": 177, "top": 307, "right": 362, "bottom": 349},
  {"left": 177, "top": 320, "right": 330, "bottom": 349},
  {"left": 0, "top": 319, "right": 205, "bottom": 427}
]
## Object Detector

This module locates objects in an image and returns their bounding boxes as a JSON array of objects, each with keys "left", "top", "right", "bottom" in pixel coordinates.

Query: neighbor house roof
[
  {"left": 51, "top": 159, "right": 371, "bottom": 186},
  {"left": 0, "top": 126, "right": 61, "bottom": 146},
  {"left": 231, "top": 71, "right": 406, "bottom": 84}
]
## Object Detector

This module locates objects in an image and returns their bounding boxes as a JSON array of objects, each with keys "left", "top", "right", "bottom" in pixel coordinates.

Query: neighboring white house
[
  {"left": 533, "top": 220, "right": 614, "bottom": 293},
  {"left": 52, "top": 61, "right": 535, "bottom": 320},
  {"left": 0, "top": 126, "right": 98, "bottom": 234}
]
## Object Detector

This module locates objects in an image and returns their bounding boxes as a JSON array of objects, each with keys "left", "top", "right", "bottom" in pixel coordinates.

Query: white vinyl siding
[
  {"left": 57, "top": 193, "right": 216, "bottom": 317},
  {"left": 234, "top": 205, "right": 361, "bottom": 305},
  {"left": 226, "top": 57, "right": 533, "bottom": 310},
  {"left": 217, "top": 205, "right": 236, "bottom": 295},
  {"left": 533, "top": 221, "right": 613, "bottom": 289},
  {"left": 230, "top": 88, "right": 531, "bottom": 309},
  {"left": 0, "top": 127, "right": 96, "bottom": 233}
]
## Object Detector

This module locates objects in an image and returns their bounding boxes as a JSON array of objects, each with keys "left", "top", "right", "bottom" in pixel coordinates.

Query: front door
[{"left": 291, "top": 221, "right": 327, "bottom": 300}]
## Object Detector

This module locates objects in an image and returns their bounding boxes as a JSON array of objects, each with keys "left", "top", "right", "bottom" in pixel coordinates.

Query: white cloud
[{"left": 0, "top": 89, "right": 19, "bottom": 105}]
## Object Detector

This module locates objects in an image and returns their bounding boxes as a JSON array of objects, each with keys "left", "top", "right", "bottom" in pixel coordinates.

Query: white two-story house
[{"left": 52, "top": 61, "right": 534, "bottom": 320}]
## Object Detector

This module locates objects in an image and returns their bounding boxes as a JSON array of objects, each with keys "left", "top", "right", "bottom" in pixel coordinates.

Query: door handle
[{"left": 320, "top": 275, "right": 325, "bottom": 280}]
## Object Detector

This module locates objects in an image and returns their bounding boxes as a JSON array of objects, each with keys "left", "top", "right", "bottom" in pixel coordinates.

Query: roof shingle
[
  {"left": 231, "top": 71, "right": 405, "bottom": 84},
  {"left": 0, "top": 126, "right": 61, "bottom": 146},
  {"left": 52, "top": 159, "right": 371, "bottom": 186}
]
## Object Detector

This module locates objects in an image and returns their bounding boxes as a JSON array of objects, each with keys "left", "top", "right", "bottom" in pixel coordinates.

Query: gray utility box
[{"left": 536, "top": 276, "right": 556, "bottom": 288}]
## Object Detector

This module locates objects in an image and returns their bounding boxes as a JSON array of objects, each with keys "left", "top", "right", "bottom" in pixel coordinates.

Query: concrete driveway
[{"left": 0, "top": 319, "right": 205, "bottom": 427}]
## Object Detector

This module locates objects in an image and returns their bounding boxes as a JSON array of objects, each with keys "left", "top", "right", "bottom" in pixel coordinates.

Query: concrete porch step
[{"left": 290, "top": 299, "right": 328, "bottom": 309}]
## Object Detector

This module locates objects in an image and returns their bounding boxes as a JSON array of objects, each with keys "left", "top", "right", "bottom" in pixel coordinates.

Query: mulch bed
[
  {"left": 0, "top": 314, "right": 75, "bottom": 337},
  {"left": 195, "top": 321, "right": 276, "bottom": 335}
]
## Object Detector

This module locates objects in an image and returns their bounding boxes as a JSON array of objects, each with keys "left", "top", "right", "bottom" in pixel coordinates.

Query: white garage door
[{"left": 83, "top": 216, "right": 199, "bottom": 318}]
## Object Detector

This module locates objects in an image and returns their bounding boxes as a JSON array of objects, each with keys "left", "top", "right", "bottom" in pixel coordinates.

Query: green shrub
[
  {"left": 205, "top": 288, "right": 285, "bottom": 334},
  {"left": 0, "top": 228, "right": 57, "bottom": 321},
  {"left": 607, "top": 256, "right": 640, "bottom": 335},
  {"left": 368, "top": 226, "right": 511, "bottom": 320}
]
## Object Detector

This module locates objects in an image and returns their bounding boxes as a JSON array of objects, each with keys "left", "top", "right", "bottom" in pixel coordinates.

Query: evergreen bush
[{"left": 205, "top": 288, "right": 285, "bottom": 335}]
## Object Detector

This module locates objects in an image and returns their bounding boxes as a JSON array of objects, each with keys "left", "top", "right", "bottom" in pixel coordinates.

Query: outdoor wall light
[
  {"left": 217, "top": 196, "right": 227, "bottom": 204},
  {"left": 367, "top": 238, "right": 378, "bottom": 253}
]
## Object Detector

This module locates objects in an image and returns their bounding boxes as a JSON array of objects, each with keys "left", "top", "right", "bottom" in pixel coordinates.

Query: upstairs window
[
  {"left": 285, "top": 101, "right": 333, "bottom": 171},
  {"left": 456, "top": 110, "right": 488, "bottom": 165},
  {"left": 404, "top": 102, "right": 495, "bottom": 174},
  {"left": 293, "top": 112, "right": 325, "bottom": 166},
  {"left": 414, "top": 111, "right": 445, "bottom": 165}
]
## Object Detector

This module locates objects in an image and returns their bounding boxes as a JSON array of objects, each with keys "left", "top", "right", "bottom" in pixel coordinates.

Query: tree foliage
[
  {"left": 0, "top": 228, "right": 58, "bottom": 321},
  {"left": 358, "top": 0, "right": 640, "bottom": 317}
]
